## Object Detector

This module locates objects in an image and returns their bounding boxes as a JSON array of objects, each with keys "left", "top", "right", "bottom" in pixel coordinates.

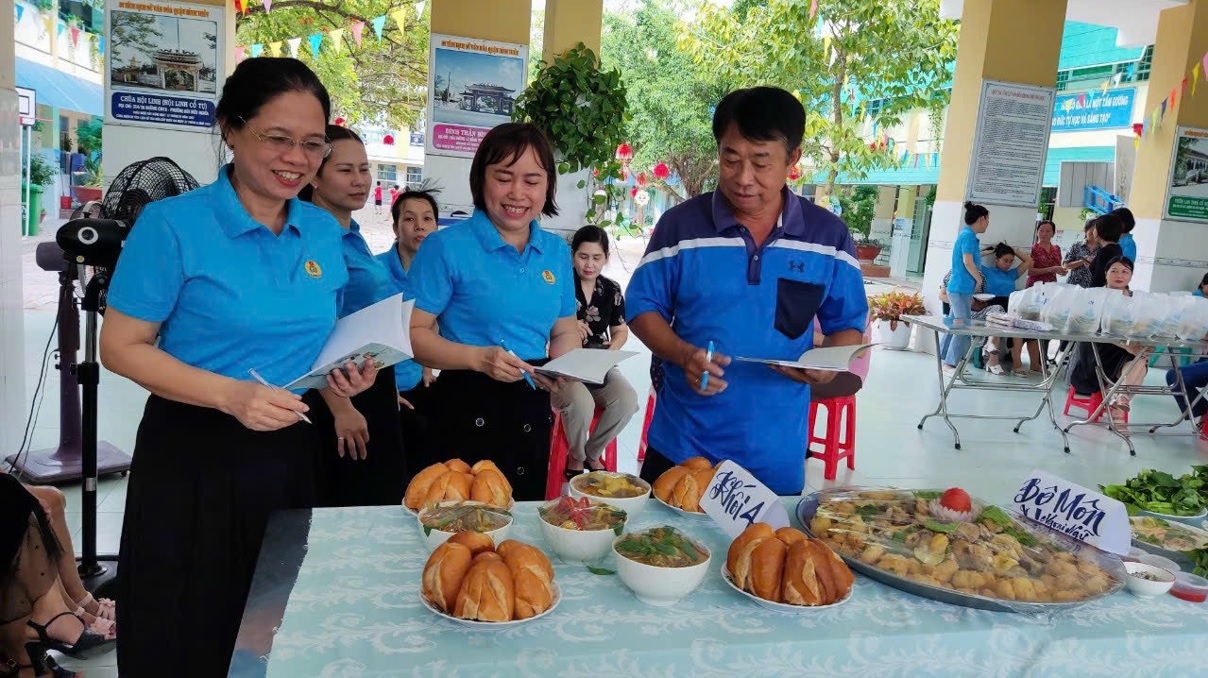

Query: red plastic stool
[
  {"left": 637, "top": 387, "right": 657, "bottom": 463},
  {"left": 807, "top": 395, "right": 856, "bottom": 481},
  {"left": 546, "top": 407, "right": 618, "bottom": 500},
  {"left": 1062, "top": 387, "right": 1128, "bottom": 423}
]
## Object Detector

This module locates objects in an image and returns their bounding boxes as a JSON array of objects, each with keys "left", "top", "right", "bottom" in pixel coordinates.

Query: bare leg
[
  {"left": 1027, "top": 340, "right": 1042, "bottom": 373},
  {"left": 22, "top": 487, "right": 90, "bottom": 613}
]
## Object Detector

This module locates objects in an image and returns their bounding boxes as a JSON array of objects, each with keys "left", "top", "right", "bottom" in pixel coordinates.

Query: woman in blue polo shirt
[
  {"left": 99, "top": 58, "right": 376, "bottom": 675},
  {"left": 379, "top": 188, "right": 440, "bottom": 471},
  {"left": 300, "top": 125, "right": 407, "bottom": 506},
  {"left": 980, "top": 242, "right": 1034, "bottom": 376},
  {"left": 940, "top": 202, "right": 989, "bottom": 368},
  {"left": 409, "top": 123, "right": 579, "bottom": 500}
]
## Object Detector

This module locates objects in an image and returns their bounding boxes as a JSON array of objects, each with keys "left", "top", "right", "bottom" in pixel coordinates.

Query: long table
[
  {"left": 906, "top": 315, "right": 1206, "bottom": 455},
  {"left": 231, "top": 501, "right": 1208, "bottom": 677}
]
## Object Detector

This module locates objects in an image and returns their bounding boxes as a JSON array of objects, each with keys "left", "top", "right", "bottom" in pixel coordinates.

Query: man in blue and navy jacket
[{"left": 628, "top": 86, "right": 869, "bottom": 496}]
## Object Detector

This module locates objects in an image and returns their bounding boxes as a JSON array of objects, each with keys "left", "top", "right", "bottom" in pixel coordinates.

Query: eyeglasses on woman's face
[{"left": 237, "top": 116, "right": 331, "bottom": 159}]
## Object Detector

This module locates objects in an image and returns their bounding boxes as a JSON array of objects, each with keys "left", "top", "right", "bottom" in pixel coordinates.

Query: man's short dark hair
[
  {"left": 470, "top": 122, "right": 559, "bottom": 217},
  {"left": 1092, "top": 213, "right": 1123, "bottom": 243},
  {"left": 1108, "top": 207, "right": 1135, "bottom": 233},
  {"left": 712, "top": 87, "right": 805, "bottom": 154}
]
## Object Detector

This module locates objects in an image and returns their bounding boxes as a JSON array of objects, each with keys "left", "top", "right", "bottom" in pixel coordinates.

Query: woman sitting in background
[
  {"left": 1069, "top": 256, "right": 1148, "bottom": 432},
  {"left": 552, "top": 226, "right": 638, "bottom": 476},
  {"left": 980, "top": 242, "right": 1035, "bottom": 376}
]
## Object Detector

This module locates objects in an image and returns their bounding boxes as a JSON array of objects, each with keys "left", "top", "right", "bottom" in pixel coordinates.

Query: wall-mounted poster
[
  {"left": 966, "top": 80, "right": 1055, "bottom": 208},
  {"left": 105, "top": 0, "right": 225, "bottom": 130},
  {"left": 1164, "top": 126, "right": 1208, "bottom": 222},
  {"left": 426, "top": 34, "right": 528, "bottom": 158}
]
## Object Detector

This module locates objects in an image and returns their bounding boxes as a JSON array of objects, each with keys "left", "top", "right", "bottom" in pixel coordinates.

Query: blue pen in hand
[
  {"left": 701, "top": 340, "right": 715, "bottom": 392},
  {"left": 500, "top": 340, "right": 537, "bottom": 390}
]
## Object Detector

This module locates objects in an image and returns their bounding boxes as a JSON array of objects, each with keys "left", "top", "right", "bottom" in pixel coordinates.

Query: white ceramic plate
[
  {"left": 721, "top": 566, "right": 852, "bottom": 612},
  {"left": 419, "top": 582, "right": 561, "bottom": 627},
  {"left": 654, "top": 494, "right": 711, "bottom": 518}
]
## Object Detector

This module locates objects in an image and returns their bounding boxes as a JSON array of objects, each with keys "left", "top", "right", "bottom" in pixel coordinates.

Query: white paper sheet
[
  {"left": 734, "top": 343, "right": 874, "bottom": 372},
  {"left": 283, "top": 295, "right": 415, "bottom": 391},
  {"left": 533, "top": 348, "right": 638, "bottom": 385}
]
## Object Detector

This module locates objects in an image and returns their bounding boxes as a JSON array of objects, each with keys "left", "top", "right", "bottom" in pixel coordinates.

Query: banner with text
[
  {"left": 1051, "top": 88, "right": 1136, "bottom": 132},
  {"left": 105, "top": 0, "right": 225, "bottom": 131},
  {"left": 426, "top": 34, "right": 527, "bottom": 159},
  {"left": 1012, "top": 469, "right": 1130, "bottom": 555},
  {"left": 1164, "top": 126, "right": 1208, "bottom": 222}
]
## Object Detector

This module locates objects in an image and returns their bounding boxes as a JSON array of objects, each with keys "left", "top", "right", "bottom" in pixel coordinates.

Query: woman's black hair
[
  {"left": 1092, "top": 213, "right": 1123, "bottom": 243},
  {"left": 1109, "top": 207, "right": 1135, "bottom": 233},
  {"left": 571, "top": 225, "right": 611, "bottom": 258},
  {"left": 1105, "top": 255, "right": 1134, "bottom": 272},
  {"left": 298, "top": 125, "right": 363, "bottom": 202},
  {"left": 469, "top": 122, "right": 559, "bottom": 217},
  {"left": 1199, "top": 271, "right": 1208, "bottom": 287},
  {"left": 1084, "top": 218, "right": 1097, "bottom": 232},
  {"left": 391, "top": 188, "right": 441, "bottom": 224},
  {"left": 216, "top": 57, "right": 331, "bottom": 135},
  {"left": 712, "top": 86, "right": 806, "bottom": 155},
  {"left": 1035, "top": 220, "right": 1055, "bottom": 237},
  {"left": 963, "top": 201, "right": 989, "bottom": 225},
  {"left": 992, "top": 242, "right": 1014, "bottom": 259}
]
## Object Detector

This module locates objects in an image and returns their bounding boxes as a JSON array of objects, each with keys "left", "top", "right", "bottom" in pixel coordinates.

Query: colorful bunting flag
[
  {"left": 269, "top": 41, "right": 282, "bottom": 57},
  {"left": 913, "top": 154, "right": 920, "bottom": 169},
  {"left": 264, "top": 0, "right": 272, "bottom": 11},
  {"left": 235, "top": 45, "right": 246, "bottom": 62},
  {"left": 1195, "top": 63, "right": 1202, "bottom": 97},
  {"left": 1170, "top": 88, "right": 1177, "bottom": 111},
  {"left": 57, "top": 23, "right": 65, "bottom": 38},
  {"left": 308, "top": 33, "right": 323, "bottom": 59},
  {"left": 822, "top": 35, "right": 831, "bottom": 59},
  {"left": 234, "top": 0, "right": 244, "bottom": 14},
  {"left": 390, "top": 8, "right": 407, "bottom": 35},
  {"left": 1182, "top": 76, "right": 1189, "bottom": 99},
  {"left": 416, "top": 0, "right": 427, "bottom": 18},
  {"left": 351, "top": 22, "right": 365, "bottom": 47},
  {"left": 15, "top": 4, "right": 24, "bottom": 23},
  {"left": 809, "top": 0, "right": 818, "bottom": 20},
  {"left": 1101, "top": 81, "right": 1109, "bottom": 96},
  {"left": 372, "top": 15, "right": 387, "bottom": 40},
  {"left": 330, "top": 27, "right": 345, "bottom": 52},
  {"left": 287, "top": 36, "right": 302, "bottom": 58},
  {"left": 250, "top": 43, "right": 264, "bottom": 58},
  {"left": 98, "top": 36, "right": 104, "bottom": 55},
  {"left": 69, "top": 26, "right": 80, "bottom": 47},
  {"left": 43, "top": 16, "right": 53, "bottom": 38},
  {"left": 1077, "top": 93, "right": 1086, "bottom": 106}
]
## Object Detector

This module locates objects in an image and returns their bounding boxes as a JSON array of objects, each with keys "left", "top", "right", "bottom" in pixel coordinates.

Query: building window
[
  {"left": 406, "top": 166, "right": 423, "bottom": 187},
  {"left": 378, "top": 164, "right": 398, "bottom": 182}
]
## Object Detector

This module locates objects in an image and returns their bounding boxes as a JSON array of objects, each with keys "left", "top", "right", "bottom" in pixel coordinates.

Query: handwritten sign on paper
[
  {"left": 700, "top": 461, "right": 790, "bottom": 539},
  {"left": 1012, "top": 469, "right": 1130, "bottom": 555}
]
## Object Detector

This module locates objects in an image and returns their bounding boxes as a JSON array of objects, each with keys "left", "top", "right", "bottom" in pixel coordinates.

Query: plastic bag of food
[
  {"left": 1151, "top": 293, "right": 1183, "bottom": 340},
  {"left": 1013, "top": 285, "right": 1047, "bottom": 321},
  {"left": 1128, "top": 291, "right": 1163, "bottom": 338},
  {"left": 804, "top": 487, "right": 1126, "bottom": 615},
  {"left": 1041, "top": 285, "right": 1076, "bottom": 331},
  {"left": 1101, "top": 292, "right": 1139, "bottom": 337},
  {"left": 1177, "top": 296, "right": 1208, "bottom": 341},
  {"left": 1068, "top": 287, "right": 1111, "bottom": 335}
]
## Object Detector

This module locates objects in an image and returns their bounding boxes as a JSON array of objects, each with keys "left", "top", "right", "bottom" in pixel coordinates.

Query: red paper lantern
[
  {"left": 788, "top": 165, "right": 803, "bottom": 181},
  {"left": 616, "top": 143, "right": 634, "bottom": 162},
  {"left": 652, "top": 162, "right": 670, "bottom": 180},
  {"left": 592, "top": 168, "right": 600, "bottom": 178},
  {"left": 630, "top": 187, "right": 639, "bottom": 198},
  {"left": 636, "top": 171, "right": 649, "bottom": 188},
  {"left": 1133, "top": 123, "right": 1144, "bottom": 137},
  {"left": 383, "top": 134, "right": 395, "bottom": 145},
  {"left": 333, "top": 117, "right": 346, "bottom": 126}
]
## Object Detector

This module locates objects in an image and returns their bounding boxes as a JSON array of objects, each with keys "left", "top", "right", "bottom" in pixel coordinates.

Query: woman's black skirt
[
  {"left": 115, "top": 395, "right": 320, "bottom": 677},
  {"left": 421, "top": 368, "right": 552, "bottom": 501},
  {"left": 305, "top": 370, "right": 408, "bottom": 507}
]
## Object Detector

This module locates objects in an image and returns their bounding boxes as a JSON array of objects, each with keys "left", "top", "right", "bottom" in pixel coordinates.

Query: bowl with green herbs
[
  {"left": 1101, "top": 467, "right": 1208, "bottom": 526},
  {"left": 416, "top": 501, "right": 513, "bottom": 551},
  {"left": 612, "top": 526, "right": 711, "bottom": 606}
]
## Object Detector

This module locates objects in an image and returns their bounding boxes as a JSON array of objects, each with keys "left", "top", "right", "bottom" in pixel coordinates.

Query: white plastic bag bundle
[
  {"left": 1127, "top": 291, "right": 1163, "bottom": 338},
  {"left": 1101, "top": 291, "right": 1139, "bottom": 337},
  {"left": 1041, "top": 286, "right": 1076, "bottom": 331},
  {"left": 1151, "top": 293, "right": 1183, "bottom": 340},
  {"left": 1080, "top": 287, "right": 1115, "bottom": 334},
  {"left": 1177, "top": 296, "right": 1208, "bottom": 341}
]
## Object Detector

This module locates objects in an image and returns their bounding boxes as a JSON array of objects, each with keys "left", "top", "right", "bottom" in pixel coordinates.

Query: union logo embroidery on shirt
[
  {"left": 304, "top": 260, "right": 323, "bottom": 278},
  {"left": 542, "top": 270, "right": 556, "bottom": 284}
]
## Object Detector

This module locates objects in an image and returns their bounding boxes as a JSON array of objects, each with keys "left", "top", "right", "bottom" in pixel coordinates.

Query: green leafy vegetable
[
  {"left": 1186, "top": 549, "right": 1208, "bottom": 578},
  {"left": 1003, "top": 526, "right": 1039, "bottom": 547},
  {"left": 1101, "top": 468, "right": 1208, "bottom": 517},
  {"left": 914, "top": 490, "right": 942, "bottom": 501},
  {"left": 923, "top": 518, "right": 959, "bottom": 533},
  {"left": 855, "top": 504, "right": 880, "bottom": 519},
  {"left": 586, "top": 565, "right": 616, "bottom": 576},
  {"left": 975, "top": 506, "right": 1013, "bottom": 528}
]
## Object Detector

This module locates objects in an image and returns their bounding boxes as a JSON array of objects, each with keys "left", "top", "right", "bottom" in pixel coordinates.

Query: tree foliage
[
  {"left": 683, "top": 0, "right": 958, "bottom": 194},
  {"left": 601, "top": 0, "right": 725, "bottom": 199},
  {"left": 109, "top": 12, "right": 162, "bottom": 61},
  {"left": 237, "top": 1, "right": 429, "bottom": 129}
]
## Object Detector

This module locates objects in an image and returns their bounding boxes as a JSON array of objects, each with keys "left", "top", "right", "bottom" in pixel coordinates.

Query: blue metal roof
[
  {"left": 1059, "top": 22, "right": 1145, "bottom": 71},
  {"left": 15, "top": 57, "right": 104, "bottom": 117}
]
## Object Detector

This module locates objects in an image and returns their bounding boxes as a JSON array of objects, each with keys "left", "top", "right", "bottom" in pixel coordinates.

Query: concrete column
[
  {"left": 101, "top": 0, "right": 235, "bottom": 188},
  {"left": 1, "top": 3, "right": 26, "bottom": 456},
  {"left": 1125, "top": 0, "right": 1208, "bottom": 292},
  {"left": 543, "top": 0, "right": 602, "bottom": 64},
  {"left": 924, "top": 0, "right": 1067, "bottom": 310}
]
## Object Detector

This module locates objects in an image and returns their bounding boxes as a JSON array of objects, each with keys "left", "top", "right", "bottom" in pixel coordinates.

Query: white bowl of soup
[
  {"left": 416, "top": 501, "right": 513, "bottom": 552},
  {"left": 570, "top": 471, "right": 651, "bottom": 521},
  {"left": 612, "top": 526, "right": 710, "bottom": 606},
  {"left": 538, "top": 496, "right": 627, "bottom": 563}
]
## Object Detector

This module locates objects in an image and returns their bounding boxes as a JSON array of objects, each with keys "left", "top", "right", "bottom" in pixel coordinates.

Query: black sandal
[
  {"left": 26, "top": 612, "right": 114, "bottom": 660},
  {"left": 564, "top": 467, "right": 584, "bottom": 479},
  {"left": 21, "top": 644, "right": 79, "bottom": 678}
]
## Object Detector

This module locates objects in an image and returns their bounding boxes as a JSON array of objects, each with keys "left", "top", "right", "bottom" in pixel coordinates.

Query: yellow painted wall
[
  {"left": 936, "top": 0, "right": 1068, "bottom": 202},
  {"left": 432, "top": 0, "right": 531, "bottom": 45},
  {"left": 875, "top": 185, "right": 896, "bottom": 219},
  {"left": 543, "top": 0, "right": 602, "bottom": 63},
  {"left": 1130, "top": 0, "right": 1208, "bottom": 219}
]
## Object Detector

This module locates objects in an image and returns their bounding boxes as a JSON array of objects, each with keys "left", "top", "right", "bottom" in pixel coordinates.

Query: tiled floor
[{"left": 15, "top": 212, "right": 1206, "bottom": 674}]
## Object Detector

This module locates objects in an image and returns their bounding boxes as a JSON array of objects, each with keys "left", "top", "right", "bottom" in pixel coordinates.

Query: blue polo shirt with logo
[
  {"left": 339, "top": 219, "right": 392, "bottom": 317},
  {"left": 948, "top": 226, "right": 981, "bottom": 294},
  {"left": 980, "top": 264, "right": 1023, "bottom": 297},
  {"left": 408, "top": 209, "right": 576, "bottom": 361},
  {"left": 376, "top": 245, "right": 423, "bottom": 391},
  {"left": 107, "top": 164, "right": 348, "bottom": 391},
  {"left": 626, "top": 189, "right": 868, "bottom": 495}
]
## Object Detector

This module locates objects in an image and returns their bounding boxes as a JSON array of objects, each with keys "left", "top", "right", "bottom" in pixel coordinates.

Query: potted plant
[
  {"left": 21, "top": 153, "right": 56, "bottom": 236},
  {"left": 868, "top": 290, "right": 926, "bottom": 349},
  {"left": 837, "top": 185, "right": 882, "bottom": 260}
]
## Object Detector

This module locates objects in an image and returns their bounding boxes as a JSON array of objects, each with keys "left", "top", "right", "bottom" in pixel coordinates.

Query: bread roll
[
  {"left": 470, "top": 469, "right": 511, "bottom": 507},
  {"left": 423, "top": 471, "right": 453, "bottom": 506},
  {"left": 653, "top": 466, "right": 690, "bottom": 502},
  {"left": 445, "top": 458, "right": 473, "bottom": 474},
  {"left": 812, "top": 538, "right": 854, "bottom": 603},
  {"left": 727, "top": 523, "right": 776, "bottom": 587},
  {"left": 422, "top": 542, "right": 472, "bottom": 613},
  {"left": 497, "top": 540, "right": 555, "bottom": 619},
  {"left": 443, "top": 472, "right": 474, "bottom": 502},
  {"left": 448, "top": 531, "right": 495, "bottom": 556},
  {"left": 472, "top": 460, "right": 513, "bottom": 495},
  {"left": 682, "top": 456, "right": 713, "bottom": 470},
  {"left": 775, "top": 527, "right": 808, "bottom": 546},
  {"left": 749, "top": 537, "right": 788, "bottom": 601},
  {"left": 405, "top": 463, "right": 451, "bottom": 510},
  {"left": 782, "top": 540, "right": 823, "bottom": 605},
  {"left": 671, "top": 473, "right": 702, "bottom": 512},
  {"left": 454, "top": 555, "right": 514, "bottom": 622}
]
